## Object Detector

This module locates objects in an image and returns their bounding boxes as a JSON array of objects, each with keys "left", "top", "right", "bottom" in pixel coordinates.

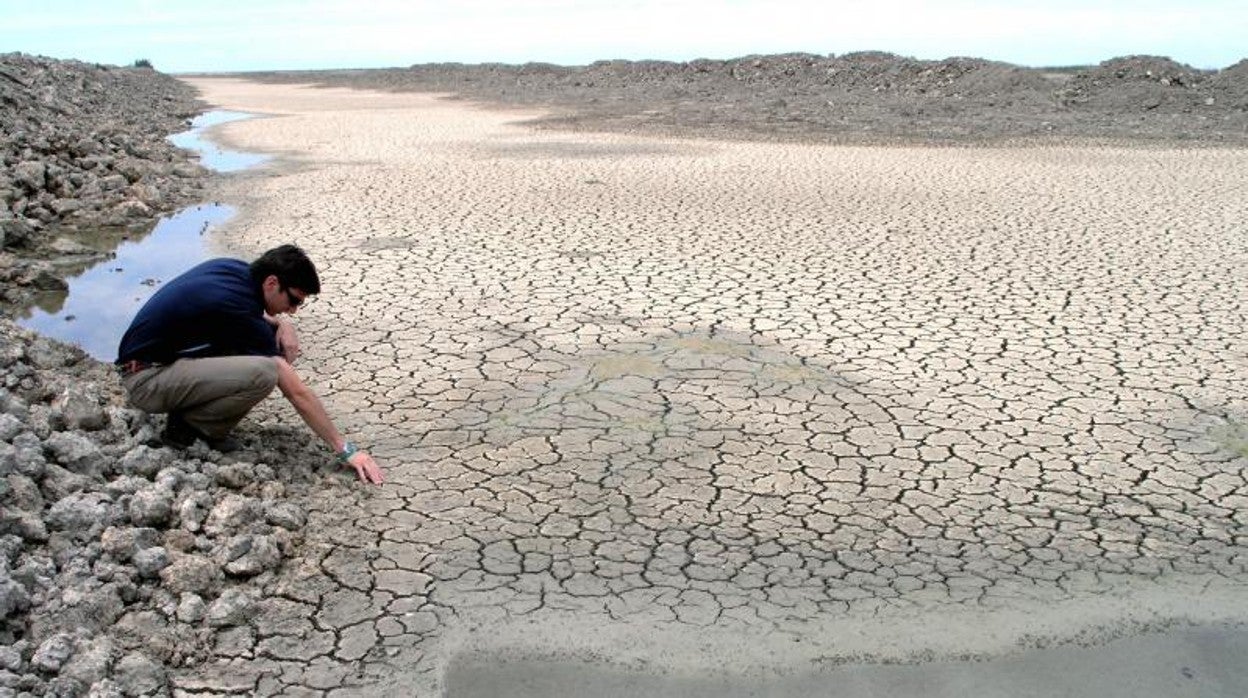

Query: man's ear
[{"left": 264, "top": 274, "right": 281, "bottom": 291}]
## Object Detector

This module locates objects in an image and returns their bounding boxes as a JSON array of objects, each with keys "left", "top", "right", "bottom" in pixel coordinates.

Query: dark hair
[{"left": 250, "top": 244, "right": 321, "bottom": 294}]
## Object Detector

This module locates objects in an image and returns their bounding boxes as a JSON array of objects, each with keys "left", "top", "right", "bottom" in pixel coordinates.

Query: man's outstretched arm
[{"left": 274, "top": 357, "right": 384, "bottom": 484}]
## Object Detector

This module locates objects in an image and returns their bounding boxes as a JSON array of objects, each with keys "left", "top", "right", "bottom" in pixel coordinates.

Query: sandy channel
[{"left": 181, "top": 77, "right": 1248, "bottom": 696}]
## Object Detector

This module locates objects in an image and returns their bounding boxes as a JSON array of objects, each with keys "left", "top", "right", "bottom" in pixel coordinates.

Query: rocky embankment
[
  {"left": 247, "top": 52, "right": 1248, "bottom": 144},
  {"left": 0, "top": 320, "right": 335, "bottom": 697},
  {"left": 1, "top": 53, "right": 207, "bottom": 311}
]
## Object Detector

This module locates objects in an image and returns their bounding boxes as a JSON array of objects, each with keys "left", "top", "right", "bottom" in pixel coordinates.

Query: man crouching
[{"left": 115, "top": 244, "right": 384, "bottom": 484}]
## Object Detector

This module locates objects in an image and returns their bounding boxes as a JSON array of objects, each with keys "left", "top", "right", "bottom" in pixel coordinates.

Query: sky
[{"left": 1, "top": 0, "right": 1245, "bottom": 74}]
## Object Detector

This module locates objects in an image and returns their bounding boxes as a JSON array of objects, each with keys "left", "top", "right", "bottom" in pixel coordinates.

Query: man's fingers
[
  {"left": 365, "top": 461, "right": 385, "bottom": 484},
  {"left": 348, "top": 454, "right": 385, "bottom": 485}
]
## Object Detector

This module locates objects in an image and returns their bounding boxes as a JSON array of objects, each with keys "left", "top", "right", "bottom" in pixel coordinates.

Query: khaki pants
[{"left": 122, "top": 356, "right": 278, "bottom": 438}]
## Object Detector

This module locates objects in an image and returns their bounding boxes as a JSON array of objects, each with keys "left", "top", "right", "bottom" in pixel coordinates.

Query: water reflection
[
  {"left": 167, "top": 110, "right": 270, "bottom": 172},
  {"left": 18, "top": 204, "right": 235, "bottom": 360},
  {"left": 16, "top": 109, "right": 267, "bottom": 360}
]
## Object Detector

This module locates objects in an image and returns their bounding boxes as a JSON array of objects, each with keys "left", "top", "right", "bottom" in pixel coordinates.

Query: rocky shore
[{"left": 1, "top": 53, "right": 207, "bottom": 312}]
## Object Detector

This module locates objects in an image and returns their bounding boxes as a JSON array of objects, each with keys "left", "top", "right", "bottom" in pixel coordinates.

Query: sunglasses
[{"left": 284, "top": 287, "right": 307, "bottom": 308}]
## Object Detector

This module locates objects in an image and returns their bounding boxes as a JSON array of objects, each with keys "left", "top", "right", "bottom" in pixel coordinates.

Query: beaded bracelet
[{"left": 336, "top": 441, "right": 359, "bottom": 463}]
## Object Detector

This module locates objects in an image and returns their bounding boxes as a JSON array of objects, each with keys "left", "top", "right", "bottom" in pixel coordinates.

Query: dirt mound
[
  {"left": 1092, "top": 55, "right": 1207, "bottom": 83},
  {"left": 1055, "top": 55, "right": 1214, "bottom": 111},
  {"left": 1209, "top": 58, "right": 1248, "bottom": 108}
]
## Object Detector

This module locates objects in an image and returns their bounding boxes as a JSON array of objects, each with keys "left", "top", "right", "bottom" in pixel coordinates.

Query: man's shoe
[
  {"left": 160, "top": 413, "right": 198, "bottom": 450},
  {"left": 161, "top": 413, "right": 241, "bottom": 453},
  {"left": 203, "top": 434, "right": 241, "bottom": 454}
]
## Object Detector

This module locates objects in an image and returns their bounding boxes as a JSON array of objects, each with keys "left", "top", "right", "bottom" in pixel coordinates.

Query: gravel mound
[
  {"left": 241, "top": 52, "right": 1248, "bottom": 145},
  {"left": 0, "top": 54, "right": 207, "bottom": 255},
  {"left": 1208, "top": 58, "right": 1248, "bottom": 109},
  {"left": 0, "top": 318, "right": 334, "bottom": 697},
  {"left": 1055, "top": 55, "right": 1217, "bottom": 112}
]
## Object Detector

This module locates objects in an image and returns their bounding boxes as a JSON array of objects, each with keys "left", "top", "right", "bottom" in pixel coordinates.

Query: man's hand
[
  {"left": 273, "top": 358, "right": 384, "bottom": 485},
  {"left": 346, "top": 450, "right": 385, "bottom": 485},
  {"left": 274, "top": 319, "right": 301, "bottom": 364}
]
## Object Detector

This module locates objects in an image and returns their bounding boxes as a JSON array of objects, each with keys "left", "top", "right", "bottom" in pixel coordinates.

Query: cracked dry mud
[{"left": 178, "top": 79, "right": 1248, "bottom": 696}]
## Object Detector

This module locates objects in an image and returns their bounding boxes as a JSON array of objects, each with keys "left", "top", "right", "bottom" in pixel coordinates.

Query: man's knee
[{"left": 244, "top": 358, "right": 279, "bottom": 397}]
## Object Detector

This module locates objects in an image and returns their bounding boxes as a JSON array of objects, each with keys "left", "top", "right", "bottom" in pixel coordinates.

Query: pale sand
[{"left": 180, "top": 77, "right": 1248, "bottom": 696}]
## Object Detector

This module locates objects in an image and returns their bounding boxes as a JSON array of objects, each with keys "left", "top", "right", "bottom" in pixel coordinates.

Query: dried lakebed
[
  {"left": 7, "top": 75, "right": 1248, "bottom": 697},
  {"left": 189, "top": 77, "right": 1248, "bottom": 696}
]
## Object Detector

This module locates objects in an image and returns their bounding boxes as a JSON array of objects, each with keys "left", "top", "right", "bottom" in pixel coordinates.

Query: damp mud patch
[
  {"left": 485, "top": 329, "right": 849, "bottom": 440},
  {"left": 358, "top": 236, "right": 418, "bottom": 252},
  {"left": 1181, "top": 414, "right": 1248, "bottom": 462},
  {"left": 444, "top": 626, "right": 1248, "bottom": 698},
  {"left": 1211, "top": 419, "right": 1248, "bottom": 460}
]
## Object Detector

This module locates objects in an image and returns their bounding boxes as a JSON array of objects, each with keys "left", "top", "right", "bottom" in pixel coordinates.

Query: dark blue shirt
[{"left": 116, "top": 258, "right": 278, "bottom": 364}]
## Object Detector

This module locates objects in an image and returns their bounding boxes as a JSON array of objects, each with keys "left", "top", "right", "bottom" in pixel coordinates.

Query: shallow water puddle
[
  {"left": 17, "top": 204, "right": 235, "bottom": 360},
  {"left": 167, "top": 110, "right": 270, "bottom": 171},
  {"left": 16, "top": 110, "right": 264, "bottom": 360}
]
